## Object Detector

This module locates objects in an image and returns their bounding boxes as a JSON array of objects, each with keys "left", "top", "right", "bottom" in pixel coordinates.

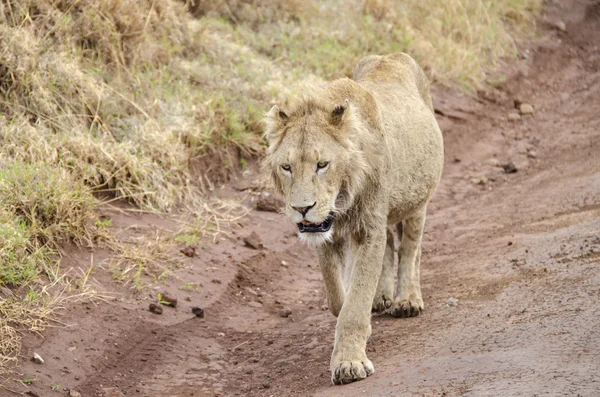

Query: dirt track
[{"left": 8, "top": 0, "right": 600, "bottom": 396}]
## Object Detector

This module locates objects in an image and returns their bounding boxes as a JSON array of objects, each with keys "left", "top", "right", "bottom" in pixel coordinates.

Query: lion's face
[{"left": 264, "top": 102, "right": 366, "bottom": 246}]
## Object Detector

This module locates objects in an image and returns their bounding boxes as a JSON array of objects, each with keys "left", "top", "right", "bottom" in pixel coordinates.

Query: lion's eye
[
  {"left": 317, "top": 161, "right": 329, "bottom": 170},
  {"left": 281, "top": 164, "right": 291, "bottom": 172}
]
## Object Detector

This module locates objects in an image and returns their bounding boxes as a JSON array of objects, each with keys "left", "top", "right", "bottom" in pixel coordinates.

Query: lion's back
[{"left": 352, "top": 53, "right": 433, "bottom": 113}]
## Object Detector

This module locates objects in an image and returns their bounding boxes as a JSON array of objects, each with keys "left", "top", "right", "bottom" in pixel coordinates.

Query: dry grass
[
  {"left": 0, "top": 161, "right": 101, "bottom": 377},
  {"left": 0, "top": 272, "right": 101, "bottom": 374}
]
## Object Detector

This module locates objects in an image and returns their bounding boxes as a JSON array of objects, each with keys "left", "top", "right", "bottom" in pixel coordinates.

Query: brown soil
[{"left": 4, "top": 0, "right": 600, "bottom": 396}]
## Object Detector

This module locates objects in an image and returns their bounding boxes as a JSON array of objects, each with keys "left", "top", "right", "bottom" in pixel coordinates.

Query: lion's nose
[{"left": 292, "top": 202, "right": 316, "bottom": 215}]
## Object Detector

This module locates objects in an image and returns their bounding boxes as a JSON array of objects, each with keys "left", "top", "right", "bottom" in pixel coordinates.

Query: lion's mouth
[{"left": 297, "top": 214, "right": 334, "bottom": 233}]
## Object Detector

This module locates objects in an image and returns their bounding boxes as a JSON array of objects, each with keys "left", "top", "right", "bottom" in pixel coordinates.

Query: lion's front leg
[
  {"left": 317, "top": 239, "right": 347, "bottom": 317},
  {"left": 330, "top": 227, "right": 386, "bottom": 385}
]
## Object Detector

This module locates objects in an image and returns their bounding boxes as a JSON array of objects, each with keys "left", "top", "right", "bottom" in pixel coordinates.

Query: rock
[
  {"left": 502, "top": 162, "right": 518, "bottom": 174},
  {"left": 527, "top": 150, "right": 537, "bottom": 158},
  {"left": 256, "top": 192, "right": 284, "bottom": 213},
  {"left": 279, "top": 308, "right": 292, "bottom": 318},
  {"left": 25, "top": 391, "right": 40, "bottom": 397},
  {"left": 555, "top": 20, "right": 566, "bottom": 32},
  {"left": 470, "top": 176, "right": 488, "bottom": 185},
  {"left": 31, "top": 352, "right": 44, "bottom": 364},
  {"left": 159, "top": 292, "right": 177, "bottom": 307},
  {"left": 486, "top": 158, "right": 500, "bottom": 167},
  {"left": 507, "top": 112, "right": 521, "bottom": 121},
  {"left": 180, "top": 245, "right": 196, "bottom": 257},
  {"left": 67, "top": 346, "right": 77, "bottom": 352},
  {"left": 69, "top": 391, "right": 82, "bottom": 397},
  {"left": 281, "top": 260, "right": 288, "bottom": 267},
  {"left": 519, "top": 103, "right": 534, "bottom": 115},
  {"left": 102, "top": 388, "right": 126, "bottom": 397},
  {"left": 248, "top": 301, "right": 263, "bottom": 308},
  {"left": 447, "top": 297, "right": 458, "bottom": 307},
  {"left": 516, "top": 142, "right": 529, "bottom": 154},
  {"left": 243, "top": 231, "right": 263, "bottom": 250},
  {"left": 192, "top": 307, "right": 205, "bottom": 318},
  {"left": 149, "top": 303, "right": 163, "bottom": 315}
]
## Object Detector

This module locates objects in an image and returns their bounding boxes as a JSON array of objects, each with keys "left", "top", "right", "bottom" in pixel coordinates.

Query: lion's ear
[
  {"left": 264, "top": 105, "right": 289, "bottom": 144},
  {"left": 330, "top": 100, "right": 350, "bottom": 126}
]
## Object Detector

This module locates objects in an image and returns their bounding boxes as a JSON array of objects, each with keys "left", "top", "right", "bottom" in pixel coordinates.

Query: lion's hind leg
[
  {"left": 372, "top": 227, "right": 395, "bottom": 313},
  {"left": 390, "top": 208, "right": 425, "bottom": 318}
]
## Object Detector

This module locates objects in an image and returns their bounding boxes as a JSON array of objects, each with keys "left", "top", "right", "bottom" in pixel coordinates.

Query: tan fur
[{"left": 264, "top": 53, "right": 444, "bottom": 385}]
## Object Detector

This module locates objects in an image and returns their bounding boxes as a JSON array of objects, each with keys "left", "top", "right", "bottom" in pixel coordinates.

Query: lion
[{"left": 264, "top": 53, "right": 444, "bottom": 385}]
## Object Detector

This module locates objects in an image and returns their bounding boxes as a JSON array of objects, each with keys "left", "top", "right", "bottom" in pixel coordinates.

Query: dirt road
[{"left": 9, "top": 0, "right": 599, "bottom": 396}]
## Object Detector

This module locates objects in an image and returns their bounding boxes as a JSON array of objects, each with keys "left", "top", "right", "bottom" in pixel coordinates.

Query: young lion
[{"left": 264, "top": 53, "right": 444, "bottom": 385}]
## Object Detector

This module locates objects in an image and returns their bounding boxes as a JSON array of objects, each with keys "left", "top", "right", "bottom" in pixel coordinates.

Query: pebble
[
  {"left": 486, "top": 158, "right": 500, "bottom": 167},
  {"left": 192, "top": 307, "right": 205, "bottom": 318},
  {"left": 555, "top": 20, "right": 567, "bottom": 32},
  {"left": 243, "top": 231, "right": 264, "bottom": 250},
  {"left": 527, "top": 151, "right": 538, "bottom": 158},
  {"left": 507, "top": 112, "right": 521, "bottom": 121},
  {"left": 279, "top": 308, "right": 292, "bottom": 318},
  {"left": 69, "top": 391, "right": 82, "bottom": 397},
  {"left": 67, "top": 346, "right": 77, "bottom": 352},
  {"left": 470, "top": 176, "right": 488, "bottom": 185},
  {"left": 519, "top": 103, "right": 534, "bottom": 115},
  {"left": 256, "top": 192, "right": 284, "bottom": 213},
  {"left": 148, "top": 303, "right": 163, "bottom": 315},
  {"left": 502, "top": 163, "right": 518, "bottom": 174},
  {"left": 31, "top": 352, "right": 44, "bottom": 364},
  {"left": 159, "top": 292, "right": 178, "bottom": 307},
  {"left": 180, "top": 245, "right": 196, "bottom": 257},
  {"left": 447, "top": 297, "right": 459, "bottom": 307},
  {"left": 248, "top": 301, "right": 263, "bottom": 308}
]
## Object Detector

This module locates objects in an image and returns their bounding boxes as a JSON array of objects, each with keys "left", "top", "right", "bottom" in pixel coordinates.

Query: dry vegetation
[{"left": 0, "top": 0, "right": 540, "bottom": 378}]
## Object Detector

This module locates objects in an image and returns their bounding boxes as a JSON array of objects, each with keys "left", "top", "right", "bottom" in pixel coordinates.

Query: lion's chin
[{"left": 298, "top": 229, "right": 333, "bottom": 247}]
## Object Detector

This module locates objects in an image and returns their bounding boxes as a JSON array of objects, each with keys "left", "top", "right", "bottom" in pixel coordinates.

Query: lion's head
[{"left": 264, "top": 97, "right": 370, "bottom": 246}]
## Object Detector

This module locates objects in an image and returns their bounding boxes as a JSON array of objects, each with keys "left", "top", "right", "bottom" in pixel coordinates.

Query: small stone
[
  {"left": 527, "top": 151, "right": 537, "bottom": 158},
  {"left": 502, "top": 163, "right": 518, "bottom": 174},
  {"left": 217, "top": 332, "right": 225, "bottom": 337},
  {"left": 256, "top": 192, "right": 284, "bottom": 213},
  {"left": 507, "top": 112, "right": 521, "bottom": 121},
  {"left": 180, "top": 245, "right": 196, "bottom": 257},
  {"left": 31, "top": 352, "right": 44, "bottom": 364},
  {"left": 519, "top": 103, "right": 534, "bottom": 115},
  {"left": 69, "top": 391, "right": 82, "bottom": 397},
  {"left": 555, "top": 20, "right": 566, "bottom": 32},
  {"left": 470, "top": 176, "right": 488, "bottom": 185},
  {"left": 486, "top": 158, "right": 500, "bottom": 167},
  {"left": 192, "top": 307, "right": 205, "bottom": 318},
  {"left": 447, "top": 297, "right": 458, "bottom": 307},
  {"left": 159, "top": 292, "right": 177, "bottom": 307},
  {"left": 243, "top": 231, "right": 263, "bottom": 250},
  {"left": 25, "top": 391, "right": 40, "bottom": 397},
  {"left": 67, "top": 346, "right": 77, "bottom": 352},
  {"left": 281, "top": 260, "right": 288, "bottom": 267},
  {"left": 262, "top": 382, "right": 271, "bottom": 389},
  {"left": 248, "top": 301, "right": 263, "bottom": 308},
  {"left": 560, "top": 92, "right": 570, "bottom": 101},
  {"left": 279, "top": 308, "right": 292, "bottom": 318},
  {"left": 149, "top": 303, "right": 163, "bottom": 315}
]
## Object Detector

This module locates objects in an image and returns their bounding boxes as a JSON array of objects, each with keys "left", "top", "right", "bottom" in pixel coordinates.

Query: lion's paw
[
  {"left": 331, "top": 358, "right": 375, "bottom": 385},
  {"left": 390, "top": 297, "right": 423, "bottom": 318},
  {"left": 372, "top": 294, "right": 393, "bottom": 313}
]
